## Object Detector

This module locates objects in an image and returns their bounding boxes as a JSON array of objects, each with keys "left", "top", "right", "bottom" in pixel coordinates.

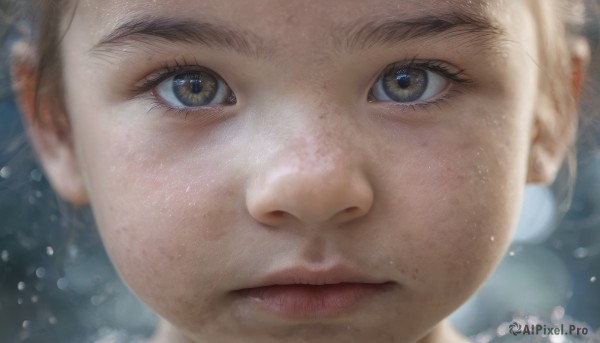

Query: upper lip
[{"left": 238, "top": 264, "right": 390, "bottom": 289}]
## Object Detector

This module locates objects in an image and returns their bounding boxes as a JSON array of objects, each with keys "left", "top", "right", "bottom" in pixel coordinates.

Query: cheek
[
  {"left": 74, "top": 123, "right": 247, "bottom": 316},
  {"left": 371, "top": 105, "right": 529, "bottom": 301}
]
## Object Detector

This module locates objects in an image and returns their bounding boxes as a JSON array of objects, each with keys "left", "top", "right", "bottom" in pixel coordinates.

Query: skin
[{"left": 12, "top": 0, "right": 585, "bottom": 342}]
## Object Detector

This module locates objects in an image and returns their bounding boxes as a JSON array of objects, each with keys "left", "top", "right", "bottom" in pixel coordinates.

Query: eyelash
[
  {"left": 132, "top": 57, "right": 472, "bottom": 117},
  {"left": 368, "top": 59, "right": 472, "bottom": 110},
  {"left": 131, "top": 58, "right": 235, "bottom": 118},
  {"left": 133, "top": 57, "right": 207, "bottom": 94},
  {"left": 385, "top": 60, "right": 470, "bottom": 84}
]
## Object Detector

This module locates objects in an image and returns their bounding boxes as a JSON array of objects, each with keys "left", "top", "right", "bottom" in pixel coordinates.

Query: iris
[
  {"left": 382, "top": 68, "right": 428, "bottom": 102},
  {"left": 172, "top": 72, "right": 218, "bottom": 107}
]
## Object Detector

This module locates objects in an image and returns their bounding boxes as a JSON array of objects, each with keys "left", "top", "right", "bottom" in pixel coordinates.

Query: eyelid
[
  {"left": 380, "top": 59, "right": 470, "bottom": 85},
  {"left": 368, "top": 59, "right": 472, "bottom": 105},
  {"left": 127, "top": 57, "right": 237, "bottom": 119},
  {"left": 131, "top": 64, "right": 220, "bottom": 96}
]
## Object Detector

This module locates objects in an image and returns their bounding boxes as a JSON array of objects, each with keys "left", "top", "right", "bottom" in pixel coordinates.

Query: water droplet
[
  {"left": 509, "top": 251, "right": 515, "bottom": 257},
  {"left": 1, "top": 250, "right": 9, "bottom": 262},
  {"left": 22, "top": 320, "right": 31, "bottom": 329},
  {"left": 57, "top": 278, "right": 69, "bottom": 290},
  {"left": 48, "top": 316, "right": 57, "bottom": 325},
  {"left": 30, "top": 169, "right": 43, "bottom": 182},
  {"left": 186, "top": 185, "right": 190, "bottom": 192},
  {"left": 46, "top": 246, "right": 54, "bottom": 256},
  {"left": 17, "top": 281, "right": 25, "bottom": 291},
  {"left": 31, "top": 295, "right": 38, "bottom": 303},
  {"left": 35, "top": 267, "right": 46, "bottom": 279},
  {"left": 591, "top": 276, "right": 597, "bottom": 283},
  {"left": 490, "top": 236, "right": 495, "bottom": 242},
  {"left": 68, "top": 244, "right": 79, "bottom": 258},
  {"left": 17, "top": 298, "right": 23, "bottom": 305},
  {"left": 0, "top": 166, "right": 11, "bottom": 178},
  {"left": 552, "top": 239, "right": 563, "bottom": 250},
  {"left": 91, "top": 295, "right": 107, "bottom": 306},
  {"left": 551, "top": 306, "right": 565, "bottom": 321},
  {"left": 573, "top": 247, "right": 589, "bottom": 259}
]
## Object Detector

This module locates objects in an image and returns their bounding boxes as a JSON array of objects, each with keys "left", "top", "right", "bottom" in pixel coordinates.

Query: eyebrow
[
  {"left": 90, "top": 12, "right": 506, "bottom": 58},
  {"left": 91, "top": 17, "right": 270, "bottom": 58},
  {"left": 336, "top": 12, "right": 506, "bottom": 52}
]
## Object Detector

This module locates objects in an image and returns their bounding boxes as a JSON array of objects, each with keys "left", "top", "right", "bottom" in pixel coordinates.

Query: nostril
[
  {"left": 337, "top": 206, "right": 366, "bottom": 222},
  {"left": 270, "top": 210, "right": 286, "bottom": 218},
  {"left": 344, "top": 207, "right": 360, "bottom": 214}
]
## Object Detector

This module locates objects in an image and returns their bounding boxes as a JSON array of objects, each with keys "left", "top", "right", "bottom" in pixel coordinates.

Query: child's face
[{"left": 39, "top": 0, "right": 559, "bottom": 341}]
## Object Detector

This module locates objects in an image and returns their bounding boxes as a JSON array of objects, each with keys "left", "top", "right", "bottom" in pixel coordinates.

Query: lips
[{"left": 232, "top": 265, "right": 395, "bottom": 320}]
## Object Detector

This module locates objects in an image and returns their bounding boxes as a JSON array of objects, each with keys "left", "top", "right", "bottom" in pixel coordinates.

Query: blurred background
[{"left": 1, "top": 1, "right": 600, "bottom": 343}]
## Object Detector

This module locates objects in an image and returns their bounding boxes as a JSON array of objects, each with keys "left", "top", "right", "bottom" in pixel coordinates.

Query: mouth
[{"left": 232, "top": 265, "right": 396, "bottom": 320}]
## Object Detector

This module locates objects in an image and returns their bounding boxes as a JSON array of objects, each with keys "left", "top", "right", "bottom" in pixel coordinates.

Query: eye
[
  {"left": 155, "top": 71, "right": 234, "bottom": 108},
  {"left": 370, "top": 66, "right": 450, "bottom": 103}
]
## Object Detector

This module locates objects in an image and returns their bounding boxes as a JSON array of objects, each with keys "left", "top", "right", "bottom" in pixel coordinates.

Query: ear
[
  {"left": 526, "top": 37, "right": 590, "bottom": 184},
  {"left": 11, "top": 41, "right": 89, "bottom": 206}
]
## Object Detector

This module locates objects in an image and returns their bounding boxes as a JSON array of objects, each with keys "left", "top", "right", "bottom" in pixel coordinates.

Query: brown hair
[
  {"left": 529, "top": 0, "right": 591, "bottom": 208},
  {"left": 32, "top": 0, "right": 70, "bottom": 136},
  {"left": 3, "top": 0, "right": 71, "bottom": 136}
]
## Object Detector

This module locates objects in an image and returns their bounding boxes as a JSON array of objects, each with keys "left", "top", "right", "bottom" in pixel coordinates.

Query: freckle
[
  {"left": 410, "top": 267, "right": 420, "bottom": 280},
  {"left": 285, "top": 13, "right": 298, "bottom": 24}
]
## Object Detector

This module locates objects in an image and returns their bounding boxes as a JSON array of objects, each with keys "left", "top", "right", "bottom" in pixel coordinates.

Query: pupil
[
  {"left": 396, "top": 72, "right": 411, "bottom": 89},
  {"left": 190, "top": 76, "right": 202, "bottom": 93}
]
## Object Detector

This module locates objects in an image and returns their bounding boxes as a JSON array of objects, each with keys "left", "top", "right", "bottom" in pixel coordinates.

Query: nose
[{"left": 246, "top": 144, "right": 374, "bottom": 228}]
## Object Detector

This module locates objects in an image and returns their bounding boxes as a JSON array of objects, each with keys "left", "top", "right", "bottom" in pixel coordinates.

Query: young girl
[{"left": 3, "top": 0, "right": 599, "bottom": 342}]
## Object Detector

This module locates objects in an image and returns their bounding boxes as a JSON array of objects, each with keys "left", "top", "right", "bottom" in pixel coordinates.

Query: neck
[
  {"left": 146, "top": 320, "right": 192, "bottom": 343},
  {"left": 147, "top": 318, "right": 470, "bottom": 343},
  {"left": 417, "top": 320, "right": 471, "bottom": 343}
]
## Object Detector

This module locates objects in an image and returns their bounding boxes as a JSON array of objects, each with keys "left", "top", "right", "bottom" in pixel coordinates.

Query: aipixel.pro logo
[{"left": 508, "top": 321, "right": 589, "bottom": 337}]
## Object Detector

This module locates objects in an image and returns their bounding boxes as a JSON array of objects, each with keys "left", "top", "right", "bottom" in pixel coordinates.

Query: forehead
[
  {"left": 70, "top": 0, "right": 515, "bottom": 45},
  {"left": 77, "top": 0, "right": 502, "bottom": 20}
]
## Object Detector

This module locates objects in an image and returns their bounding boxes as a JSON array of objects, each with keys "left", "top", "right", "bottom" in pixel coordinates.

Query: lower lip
[{"left": 235, "top": 283, "right": 393, "bottom": 319}]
